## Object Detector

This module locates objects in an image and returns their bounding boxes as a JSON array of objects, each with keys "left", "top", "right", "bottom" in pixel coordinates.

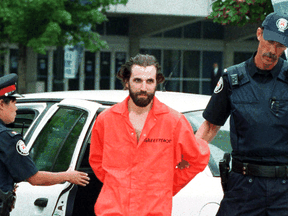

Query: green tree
[
  {"left": 0, "top": 0, "right": 128, "bottom": 93},
  {"left": 208, "top": 0, "right": 273, "bottom": 26}
]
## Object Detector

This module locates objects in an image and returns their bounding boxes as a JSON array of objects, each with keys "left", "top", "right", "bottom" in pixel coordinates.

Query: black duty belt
[{"left": 232, "top": 159, "right": 288, "bottom": 178}]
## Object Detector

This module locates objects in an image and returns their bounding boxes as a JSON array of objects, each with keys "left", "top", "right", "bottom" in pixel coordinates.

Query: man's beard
[{"left": 129, "top": 86, "right": 155, "bottom": 108}]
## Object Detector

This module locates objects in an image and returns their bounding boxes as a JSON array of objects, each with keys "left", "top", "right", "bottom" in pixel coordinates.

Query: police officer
[
  {"left": 0, "top": 74, "right": 90, "bottom": 216},
  {"left": 196, "top": 12, "right": 288, "bottom": 215}
]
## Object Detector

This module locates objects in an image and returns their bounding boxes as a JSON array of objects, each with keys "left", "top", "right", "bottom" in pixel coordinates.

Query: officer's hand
[
  {"left": 10, "top": 184, "right": 18, "bottom": 212},
  {"left": 66, "top": 168, "right": 90, "bottom": 186},
  {"left": 13, "top": 184, "right": 18, "bottom": 193}
]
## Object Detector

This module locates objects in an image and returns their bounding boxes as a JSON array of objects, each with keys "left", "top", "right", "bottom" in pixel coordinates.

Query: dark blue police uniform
[
  {"left": 0, "top": 121, "right": 38, "bottom": 216},
  {"left": 0, "top": 74, "right": 38, "bottom": 216},
  {"left": 203, "top": 53, "right": 288, "bottom": 215},
  {"left": 0, "top": 120, "right": 38, "bottom": 192}
]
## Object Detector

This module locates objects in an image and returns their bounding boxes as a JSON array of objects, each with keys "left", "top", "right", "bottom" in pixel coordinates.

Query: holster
[
  {"left": 0, "top": 188, "right": 16, "bottom": 216},
  {"left": 219, "top": 153, "right": 231, "bottom": 192}
]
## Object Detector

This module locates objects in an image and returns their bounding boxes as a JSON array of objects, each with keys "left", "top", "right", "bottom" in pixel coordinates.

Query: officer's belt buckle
[{"left": 242, "top": 163, "right": 248, "bottom": 175}]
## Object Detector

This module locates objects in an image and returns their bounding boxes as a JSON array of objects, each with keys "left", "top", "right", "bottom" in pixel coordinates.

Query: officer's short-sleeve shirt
[
  {"left": 203, "top": 74, "right": 231, "bottom": 126},
  {"left": 0, "top": 121, "right": 38, "bottom": 192}
]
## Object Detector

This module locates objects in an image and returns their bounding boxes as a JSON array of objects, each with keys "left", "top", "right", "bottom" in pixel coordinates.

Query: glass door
[
  {"left": 84, "top": 51, "right": 96, "bottom": 90},
  {"left": 100, "top": 52, "right": 111, "bottom": 89}
]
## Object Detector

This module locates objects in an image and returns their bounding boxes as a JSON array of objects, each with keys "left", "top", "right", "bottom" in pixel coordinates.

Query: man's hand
[
  {"left": 10, "top": 184, "right": 18, "bottom": 212},
  {"left": 177, "top": 158, "right": 190, "bottom": 170},
  {"left": 66, "top": 168, "right": 90, "bottom": 186}
]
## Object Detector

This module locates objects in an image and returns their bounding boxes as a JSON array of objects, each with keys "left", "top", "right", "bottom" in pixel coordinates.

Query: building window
[
  {"left": 202, "top": 21, "right": 224, "bottom": 40},
  {"left": 203, "top": 51, "right": 223, "bottom": 94},
  {"left": 183, "top": 51, "right": 201, "bottom": 94},
  {"left": 155, "top": 20, "right": 225, "bottom": 39},
  {"left": 84, "top": 51, "right": 96, "bottom": 90},
  {"left": 115, "top": 52, "right": 126, "bottom": 90},
  {"left": 10, "top": 49, "right": 18, "bottom": 74},
  {"left": 163, "top": 50, "right": 181, "bottom": 91},
  {"left": 37, "top": 54, "right": 48, "bottom": 92},
  {"left": 184, "top": 22, "right": 201, "bottom": 39},
  {"left": 100, "top": 52, "right": 111, "bottom": 89},
  {"left": 183, "top": 80, "right": 199, "bottom": 93},
  {"left": 106, "top": 17, "right": 129, "bottom": 36},
  {"left": 234, "top": 52, "right": 254, "bottom": 65},
  {"left": 94, "top": 22, "right": 104, "bottom": 35},
  {"left": 68, "top": 74, "right": 79, "bottom": 90},
  {"left": 53, "top": 48, "right": 64, "bottom": 91},
  {"left": 95, "top": 16, "right": 129, "bottom": 36},
  {"left": 183, "top": 51, "right": 200, "bottom": 78},
  {"left": 164, "top": 27, "right": 182, "bottom": 38}
]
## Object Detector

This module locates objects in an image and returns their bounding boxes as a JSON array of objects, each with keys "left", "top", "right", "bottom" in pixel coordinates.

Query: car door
[{"left": 11, "top": 99, "right": 101, "bottom": 216}]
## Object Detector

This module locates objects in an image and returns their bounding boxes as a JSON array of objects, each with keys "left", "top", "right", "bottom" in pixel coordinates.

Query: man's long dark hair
[{"left": 117, "top": 54, "right": 165, "bottom": 88}]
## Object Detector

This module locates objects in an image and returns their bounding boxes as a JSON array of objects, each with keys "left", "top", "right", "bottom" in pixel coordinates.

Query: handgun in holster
[
  {"left": 0, "top": 189, "right": 16, "bottom": 216},
  {"left": 219, "top": 153, "right": 231, "bottom": 192}
]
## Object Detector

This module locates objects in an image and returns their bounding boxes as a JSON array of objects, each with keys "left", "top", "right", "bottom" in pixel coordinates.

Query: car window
[
  {"left": 29, "top": 107, "right": 88, "bottom": 172},
  {"left": 7, "top": 109, "right": 37, "bottom": 135},
  {"left": 184, "top": 111, "right": 231, "bottom": 177},
  {"left": 78, "top": 108, "right": 105, "bottom": 170},
  {"left": 7, "top": 103, "right": 48, "bottom": 143}
]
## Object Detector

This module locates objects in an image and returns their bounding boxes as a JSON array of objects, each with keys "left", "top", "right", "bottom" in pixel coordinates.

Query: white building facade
[{"left": 0, "top": 0, "right": 262, "bottom": 94}]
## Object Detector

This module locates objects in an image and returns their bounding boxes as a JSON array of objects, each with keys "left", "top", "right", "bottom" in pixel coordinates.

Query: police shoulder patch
[
  {"left": 16, "top": 140, "right": 29, "bottom": 156},
  {"left": 214, "top": 77, "right": 224, "bottom": 94}
]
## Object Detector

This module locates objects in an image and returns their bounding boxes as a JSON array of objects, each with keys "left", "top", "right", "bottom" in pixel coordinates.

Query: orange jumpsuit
[{"left": 89, "top": 96, "right": 210, "bottom": 216}]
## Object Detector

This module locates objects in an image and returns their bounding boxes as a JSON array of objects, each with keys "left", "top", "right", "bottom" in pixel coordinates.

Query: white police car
[{"left": 9, "top": 90, "right": 231, "bottom": 216}]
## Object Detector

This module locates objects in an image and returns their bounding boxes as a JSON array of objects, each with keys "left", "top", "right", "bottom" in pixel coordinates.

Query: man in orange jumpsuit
[{"left": 89, "top": 54, "right": 210, "bottom": 216}]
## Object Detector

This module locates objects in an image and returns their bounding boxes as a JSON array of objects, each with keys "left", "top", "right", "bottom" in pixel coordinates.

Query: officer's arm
[
  {"left": 195, "top": 120, "right": 221, "bottom": 143},
  {"left": 27, "top": 169, "right": 90, "bottom": 187}
]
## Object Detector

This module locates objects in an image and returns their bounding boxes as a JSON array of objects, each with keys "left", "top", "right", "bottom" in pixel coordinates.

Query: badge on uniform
[
  {"left": 214, "top": 77, "right": 224, "bottom": 94},
  {"left": 16, "top": 140, "right": 29, "bottom": 156}
]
